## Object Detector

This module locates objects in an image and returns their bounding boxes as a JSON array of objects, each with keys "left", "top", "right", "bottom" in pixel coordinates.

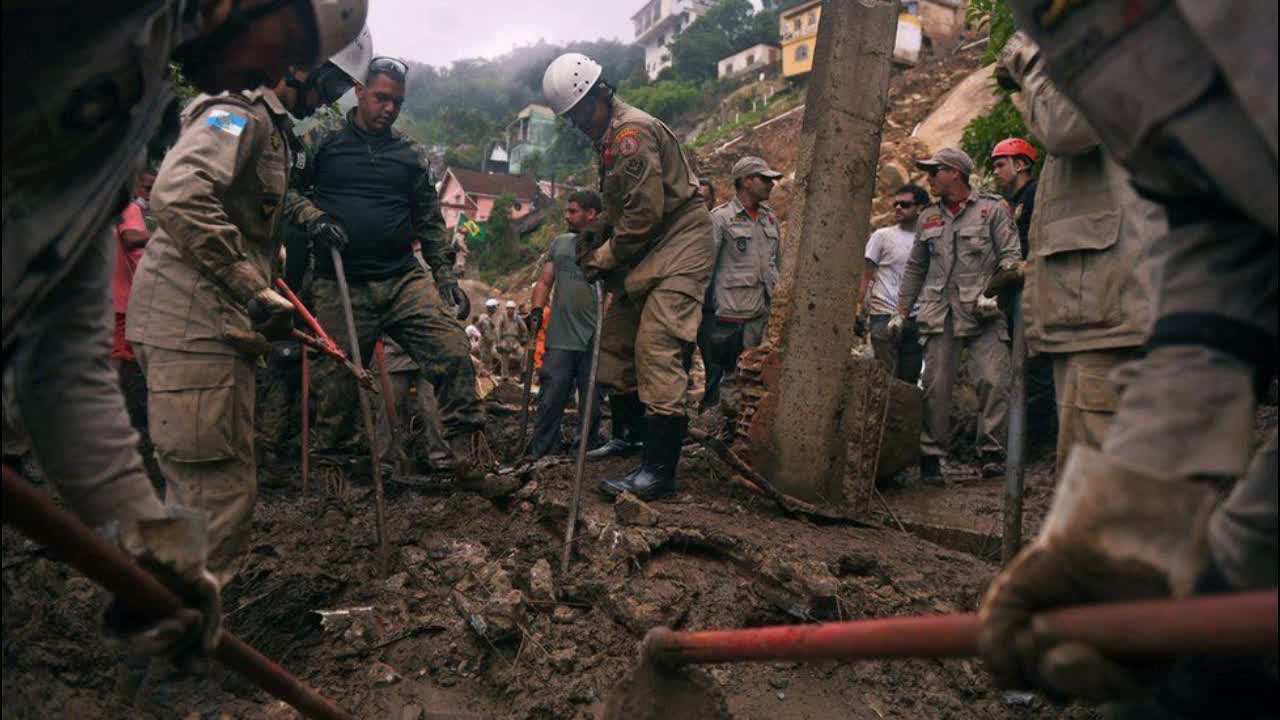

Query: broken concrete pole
[{"left": 746, "top": 0, "right": 900, "bottom": 502}]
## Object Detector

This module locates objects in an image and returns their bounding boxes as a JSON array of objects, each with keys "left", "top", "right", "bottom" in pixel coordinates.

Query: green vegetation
[
  {"left": 621, "top": 80, "right": 704, "bottom": 125},
  {"left": 959, "top": 0, "right": 1042, "bottom": 172},
  {"left": 690, "top": 88, "right": 801, "bottom": 148}
]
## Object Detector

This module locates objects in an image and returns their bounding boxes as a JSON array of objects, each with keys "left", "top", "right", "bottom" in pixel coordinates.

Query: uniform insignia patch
[
  {"left": 271, "top": 133, "right": 281, "bottom": 150},
  {"left": 206, "top": 109, "right": 247, "bottom": 137},
  {"left": 614, "top": 127, "right": 642, "bottom": 157},
  {"left": 922, "top": 217, "right": 944, "bottom": 230},
  {"left": 1014, "top": 203, "right": 1024, "bottom": 221},
  {"left": 623, "top": 156, "right": 646, "bottom": 179},
  {"left": 981, "top": 206, "right": 990, "bottom": 219}
]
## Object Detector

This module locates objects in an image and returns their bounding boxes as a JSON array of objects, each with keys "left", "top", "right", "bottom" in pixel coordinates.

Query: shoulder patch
[
  {"left": 206, "top": 109, "right": 247, "bottom": 137},
  {"left": 614, "top": 126, "right": 643, "bottom": 157},
  {"left": 623, "top": 156, "right": 646, "bottom": 178}
]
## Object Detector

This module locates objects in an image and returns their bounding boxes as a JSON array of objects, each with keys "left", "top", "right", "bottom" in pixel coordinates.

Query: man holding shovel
[{"left": 286, "top": 57, "right": 496, "bottom": 490}]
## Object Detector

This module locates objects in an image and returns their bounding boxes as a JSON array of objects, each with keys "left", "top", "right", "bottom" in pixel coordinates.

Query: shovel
[
  {"left": 510, "top": 331, "right": 540, "bottom": 462},
  {"left": 560, "top": 281, "right": 605, "bottom": 576}
]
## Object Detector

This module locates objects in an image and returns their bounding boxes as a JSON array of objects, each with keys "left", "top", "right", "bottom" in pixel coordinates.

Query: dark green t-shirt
[{"left": 545, "top": 233, "right": 597, "bottom": 352}]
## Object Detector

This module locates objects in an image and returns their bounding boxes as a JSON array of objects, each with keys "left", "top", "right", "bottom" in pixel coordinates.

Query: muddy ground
[{"left": 3, "top": 374, "right": 1115, "bottom": 720}]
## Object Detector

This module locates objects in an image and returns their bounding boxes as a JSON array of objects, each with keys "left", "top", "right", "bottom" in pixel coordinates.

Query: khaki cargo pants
[
  {"left": 598, "top": 281, "right": 704, "bottom": 417},
  {"left": 920, "top": 315, "right": 1011, "bottom": 458},
  {"left": 1051, "top": 348, "right": 1139, "bottom": 470},
  {"left": 136, "top": 344, "right": 257, "bottom": 586}
]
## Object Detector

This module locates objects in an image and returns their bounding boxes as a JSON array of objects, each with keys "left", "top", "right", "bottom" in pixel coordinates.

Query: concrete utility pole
[{"left": 748, "top": 0, "right": 899, "bottom": 503}]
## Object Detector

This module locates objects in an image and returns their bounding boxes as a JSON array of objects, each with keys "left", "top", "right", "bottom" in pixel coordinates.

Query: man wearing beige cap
[
  {"left": 893, "top": 147, "right": 1022, "bottom": 485},
  {"left": 703, "top": 157, "right": 784, "bottom": 414}
]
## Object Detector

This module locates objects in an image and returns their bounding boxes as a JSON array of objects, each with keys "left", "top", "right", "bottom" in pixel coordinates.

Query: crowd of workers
[{"left": 1, "top": 1, "right": 1275, "bottom": 717}]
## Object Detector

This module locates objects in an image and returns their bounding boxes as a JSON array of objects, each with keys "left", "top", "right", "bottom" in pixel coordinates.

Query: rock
[
  {"left": 550, "top": 646, "right": 576, "bottom": 673},
  {"left": 400, "top": 546, "right": 429, "bottom": 568},
  {"left": 401, "top": 705, "right": 423, "bottom": 720},
  {"left": 528, "top": 558, "right": 556, "bottom": 605},
  {"left": 614, "top": 492, "right": 659, "bottom": 527},
  {"left": 769, "top": 676, "right": 790, "bottom": 690},
  {"left": 552, "top": 605, "right": 577, "bottom": 624},
  {"left": 385, "top": 572, "right": 409, "bottom": 590},
  {"left": 451, "top": 559, "right": 526, "bottom": 643},
  {"left": 877, "top": 160, "right": 908, "bottom": 192},
  {"left": 368, "top": 661, "right": 401, "bottom": 685}
]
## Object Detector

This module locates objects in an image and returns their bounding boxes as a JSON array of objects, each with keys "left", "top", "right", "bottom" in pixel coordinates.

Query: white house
[
  {"left": 717, "top": 43, "right": 782, "bottom": 80},
  {"left": 631, "top": 0, "right": 716, "bottom": 80}
]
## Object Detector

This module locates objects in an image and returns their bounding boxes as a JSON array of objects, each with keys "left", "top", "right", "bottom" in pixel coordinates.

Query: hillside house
[
  {"left": 781, "top": 0, "right": 967, "bottom": 79},
  {"left": 717, "top": 43, "right": 782, "bottom": 80},
  {"left": 632, "top": 0, "right": 715, "bottom": 80},
  {"left": 506, "top": 104, "right": 557, "bottom": 175},
  {"left": 438, "top": 167, "right": 540, "bottom": 230}
]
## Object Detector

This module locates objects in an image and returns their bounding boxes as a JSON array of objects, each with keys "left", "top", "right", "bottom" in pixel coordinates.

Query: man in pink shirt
[{"left": 112, "top": 168, "right": 159, "bottom": 484}]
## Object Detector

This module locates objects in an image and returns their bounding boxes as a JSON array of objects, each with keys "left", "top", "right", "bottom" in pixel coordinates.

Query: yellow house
[{"left": 780, "top": 0, "right": 822, "bottom": 79}]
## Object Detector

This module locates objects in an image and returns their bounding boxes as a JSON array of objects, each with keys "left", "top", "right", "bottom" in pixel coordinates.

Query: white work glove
[
  {"left": 985, "top": 260, "right": 1026, "bottom": 298},
  {"left": 886, "top": 312, "right": 906, "bottom": 343},
  {"left": 978, "top": 447, "right": 1218, "bottom": 702},
  {"left": 102, "top": 507, "right": 223, "bottom": 674},
  {"left": 974, "top": 295, "right": 1003, "bottom": 321}
]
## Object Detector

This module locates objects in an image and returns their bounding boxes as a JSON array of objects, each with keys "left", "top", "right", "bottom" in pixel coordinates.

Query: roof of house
[
  {"left": 443, "top": 167, "right": 539, "bottom": 200},
  {"left": 781, "top": 0, "right": 821, "bottom": 19}
]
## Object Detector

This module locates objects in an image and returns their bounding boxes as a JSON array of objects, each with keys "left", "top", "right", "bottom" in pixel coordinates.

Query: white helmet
[
  {"left": 327, "top": 25, "right": 373, "bottom": 85},
  {"left": 308, "top": 0, "right": 369, "bottom": 68},
  {"left": 542, "top": 53, "right": 603, "bottom": 116},
  {"left": 486, "top": 298, "right": 500, "bottom": 308},
  {"left": 506, "top": 301, "right": 517, "bottom": 309}
]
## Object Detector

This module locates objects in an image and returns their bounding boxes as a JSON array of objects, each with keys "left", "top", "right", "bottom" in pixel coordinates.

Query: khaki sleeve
[
  {"left": 151, "top": 102, "right": 269, "bottom": 304},
  {"left": 598, "top": 122, "right": 665, "bottom": 267},
  {"left": 1021, "top": 55, "right": 1099, "bottom": 156},
  {"left": 896, "top": 225, "right": 932, "bottom": 315},
  {"left": 988, "top": 201, "right": 1024, "bottom": 264}
]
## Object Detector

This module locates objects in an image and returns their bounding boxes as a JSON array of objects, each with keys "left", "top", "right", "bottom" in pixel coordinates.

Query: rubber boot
[
  {"left": 598, "top": 414, "right": 687, "bottom": 501},
  {"left": 980, "top": 451, "right": 1006, "bottom": 479},
  {"left": 586, "top": 392, "right": 645, "bottom": 459},
  {"left": 920, "top": 455, "right": 945, "bottom": 486}
]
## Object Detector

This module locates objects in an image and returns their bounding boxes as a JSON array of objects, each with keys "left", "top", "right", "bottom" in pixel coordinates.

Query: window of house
[
  {"left": 808, "top": 11, "right": 817, "bottom": 26},
  {"left": 746, "top": 54, "right": 755, "bottom": 65},
  {"left": 795, "top": 44, "right": 809, "bottom": 62}
]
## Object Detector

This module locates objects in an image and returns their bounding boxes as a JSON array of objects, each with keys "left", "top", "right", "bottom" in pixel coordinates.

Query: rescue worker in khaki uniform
[
  {"left": 128, "top": 34, "right": 370, "bottom": 586},
  {"left": 990, "top": 34, "right": 1164, "bottom": 469},
  {"left": 892, "top": 147, "right": 1023, "bottom": 485},
  {"left": 979, "top": 6, "right": 1277, "bottom": 716},
  {"left": 543, "top": 53, "right": 715, "bottom": 501},
  {"left": 2, "top": 0, "right": 367, "bottom": 669},
  {"left": 495, "top": 300, "right": 530, "bottom": 379},
  {"left": 705, "top": 156, "right": 784, "bottom": 422}
]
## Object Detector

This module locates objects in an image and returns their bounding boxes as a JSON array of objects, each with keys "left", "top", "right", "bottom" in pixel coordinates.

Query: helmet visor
[{"left": 369, "top": 56, "right": 409, "bottom": 82}]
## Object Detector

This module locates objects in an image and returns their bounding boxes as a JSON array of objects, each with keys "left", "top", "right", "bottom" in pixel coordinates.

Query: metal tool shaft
[
  {"left": 561, "top": 282, "right": 605, "bottom": 575},
  {"left": 1003, "top": 290, "right": 1027, "bottom": 566}
]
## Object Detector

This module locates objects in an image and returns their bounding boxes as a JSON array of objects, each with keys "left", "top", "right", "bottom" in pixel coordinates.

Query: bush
[{"left": 620, "top": 80, "right": 702, "bottom": 125}]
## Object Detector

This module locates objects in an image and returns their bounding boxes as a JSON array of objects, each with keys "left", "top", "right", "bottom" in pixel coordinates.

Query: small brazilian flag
[{"left": 458, "top": 213, "right": 485, "bottom": 243}]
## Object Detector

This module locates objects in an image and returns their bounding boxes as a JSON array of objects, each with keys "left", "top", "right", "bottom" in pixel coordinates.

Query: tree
[{"left": 959, "top": 0, "right": 1041, "bottom": 171}]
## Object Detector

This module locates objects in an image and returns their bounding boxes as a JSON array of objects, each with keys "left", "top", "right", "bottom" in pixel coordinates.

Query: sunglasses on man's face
[
  {"left": 369, "top": 56, "right": 409, "bottom": 81},
  {"left": 894, "top": 200, "right": 916, "bottom": 209}
]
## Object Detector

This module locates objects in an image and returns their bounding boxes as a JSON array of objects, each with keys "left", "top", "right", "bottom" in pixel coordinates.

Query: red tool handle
[
  {"left": 644, "top": 591, "right": 1278, "bottom": 665},
  {"left": 276, "top": 278, "right": 342, "bottom": 356},
  {"left": 1, "top": 466, "right": 356, "bottom": 720}
]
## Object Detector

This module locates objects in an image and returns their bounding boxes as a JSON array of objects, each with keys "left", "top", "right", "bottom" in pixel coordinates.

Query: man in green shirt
[{"left": 526, "top": 191, "right": 605, "bottom": 459}]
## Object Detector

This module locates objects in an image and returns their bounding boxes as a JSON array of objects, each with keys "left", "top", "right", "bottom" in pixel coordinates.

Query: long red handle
[
  {"left": 1, "top": 466, "right": 355, "bottom": 720},
  {"left": 644, "top": 591, "right": 1278, "bottom": 665},
  {"left": 301, "top": 348, "right": 310, "bottom": 496},
  {"left": 276, "top": 278, "right": 342, "bottom": 357}
]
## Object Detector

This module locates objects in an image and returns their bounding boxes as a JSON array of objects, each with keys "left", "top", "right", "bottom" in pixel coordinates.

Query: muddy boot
[
  {"left": 980, "top": 452, "right": 1006, "bottom": 479},
  {"left": 587, "top": 393, "right": 646, "bottom": 459},
  {"left": 920, "top": 455, "right": 945, "bottom": 487},
  {"left": 449, "top": 430, "right": 518, "bottom": 498},
  {"left": 598, "top": 415, "right": 687, "bottom": 501}
]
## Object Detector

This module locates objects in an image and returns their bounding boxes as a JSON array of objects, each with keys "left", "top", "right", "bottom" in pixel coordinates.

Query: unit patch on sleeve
[
  {"left": 207, "top": 109, "right": 247, "bottom": 137},
  {"left": 614, "top": 127, "right": 642, "bottom": 157}
]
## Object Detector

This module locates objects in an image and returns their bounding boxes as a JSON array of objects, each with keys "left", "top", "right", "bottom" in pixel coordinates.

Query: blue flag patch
[{"left": 206, "top": 109, "right": 247, "bottom": 137}]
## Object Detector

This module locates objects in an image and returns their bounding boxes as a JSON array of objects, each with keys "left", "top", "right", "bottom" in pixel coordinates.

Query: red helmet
[{"left": 991, "top": 137, "right": 1038, "bottom": 164}]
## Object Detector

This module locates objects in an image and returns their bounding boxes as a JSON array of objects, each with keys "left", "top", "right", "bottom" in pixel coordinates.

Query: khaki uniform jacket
[
  {"left": 708, "top": 197, "right": 782, "bottom": 321},
  {"left": 1019, "top": 53, "right": 1163, "bottom": 355},
  {"left": 898, "top": 193, "right": 1022, "bottom": 338},
  {"left": 128, "top": 89, "right": 294, "bottom": 357},
  {"left": 585, "top": 99, "right": 715, "bottom": 305}
]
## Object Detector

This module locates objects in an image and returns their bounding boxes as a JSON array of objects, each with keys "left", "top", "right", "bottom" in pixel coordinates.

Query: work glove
[
  {"left": 308, "top": 215, "right": 349, "bottom": 253},
  {"left": 974, "top": 295, "right": 1003, "bottom": 321},
  {"left": 979, "top": 447, "right": 1218, "bottom": 703},
  {"left": 246, "top": 287, "right": 295, "bottom": 341},
  {"left": 995, "top": 30, "right": 1039, "bottom": 92},
  {"left": 527, "top": 307, "right": 544, "bottom": 334},
  {"left": 984, "top": 260, "right": 1026, "bottom": 298},
  {"left": 102, "top": 507, "right": 223, "bottom": 674},
  {"left": 886, "top": 312, "right": 906, "bottom": 343},
  {"left": 438, "top": 280, "right": 471, "bottom": 321}
]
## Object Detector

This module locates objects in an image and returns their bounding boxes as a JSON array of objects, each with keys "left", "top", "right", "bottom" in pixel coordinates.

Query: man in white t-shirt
[{"left": 858, "top": 184, "right": 927, "bottom": 383}]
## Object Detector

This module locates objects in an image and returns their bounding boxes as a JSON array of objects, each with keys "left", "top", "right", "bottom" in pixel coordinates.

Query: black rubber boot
[
  {"left": 598, "top": 414, "right": 688, "bottom": 501},
  {"left": 920, "top": 455, "right": 945, "bottom": 486},
  {"left": 586, "top": 392, "right": 645, "bottom": 459}
]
